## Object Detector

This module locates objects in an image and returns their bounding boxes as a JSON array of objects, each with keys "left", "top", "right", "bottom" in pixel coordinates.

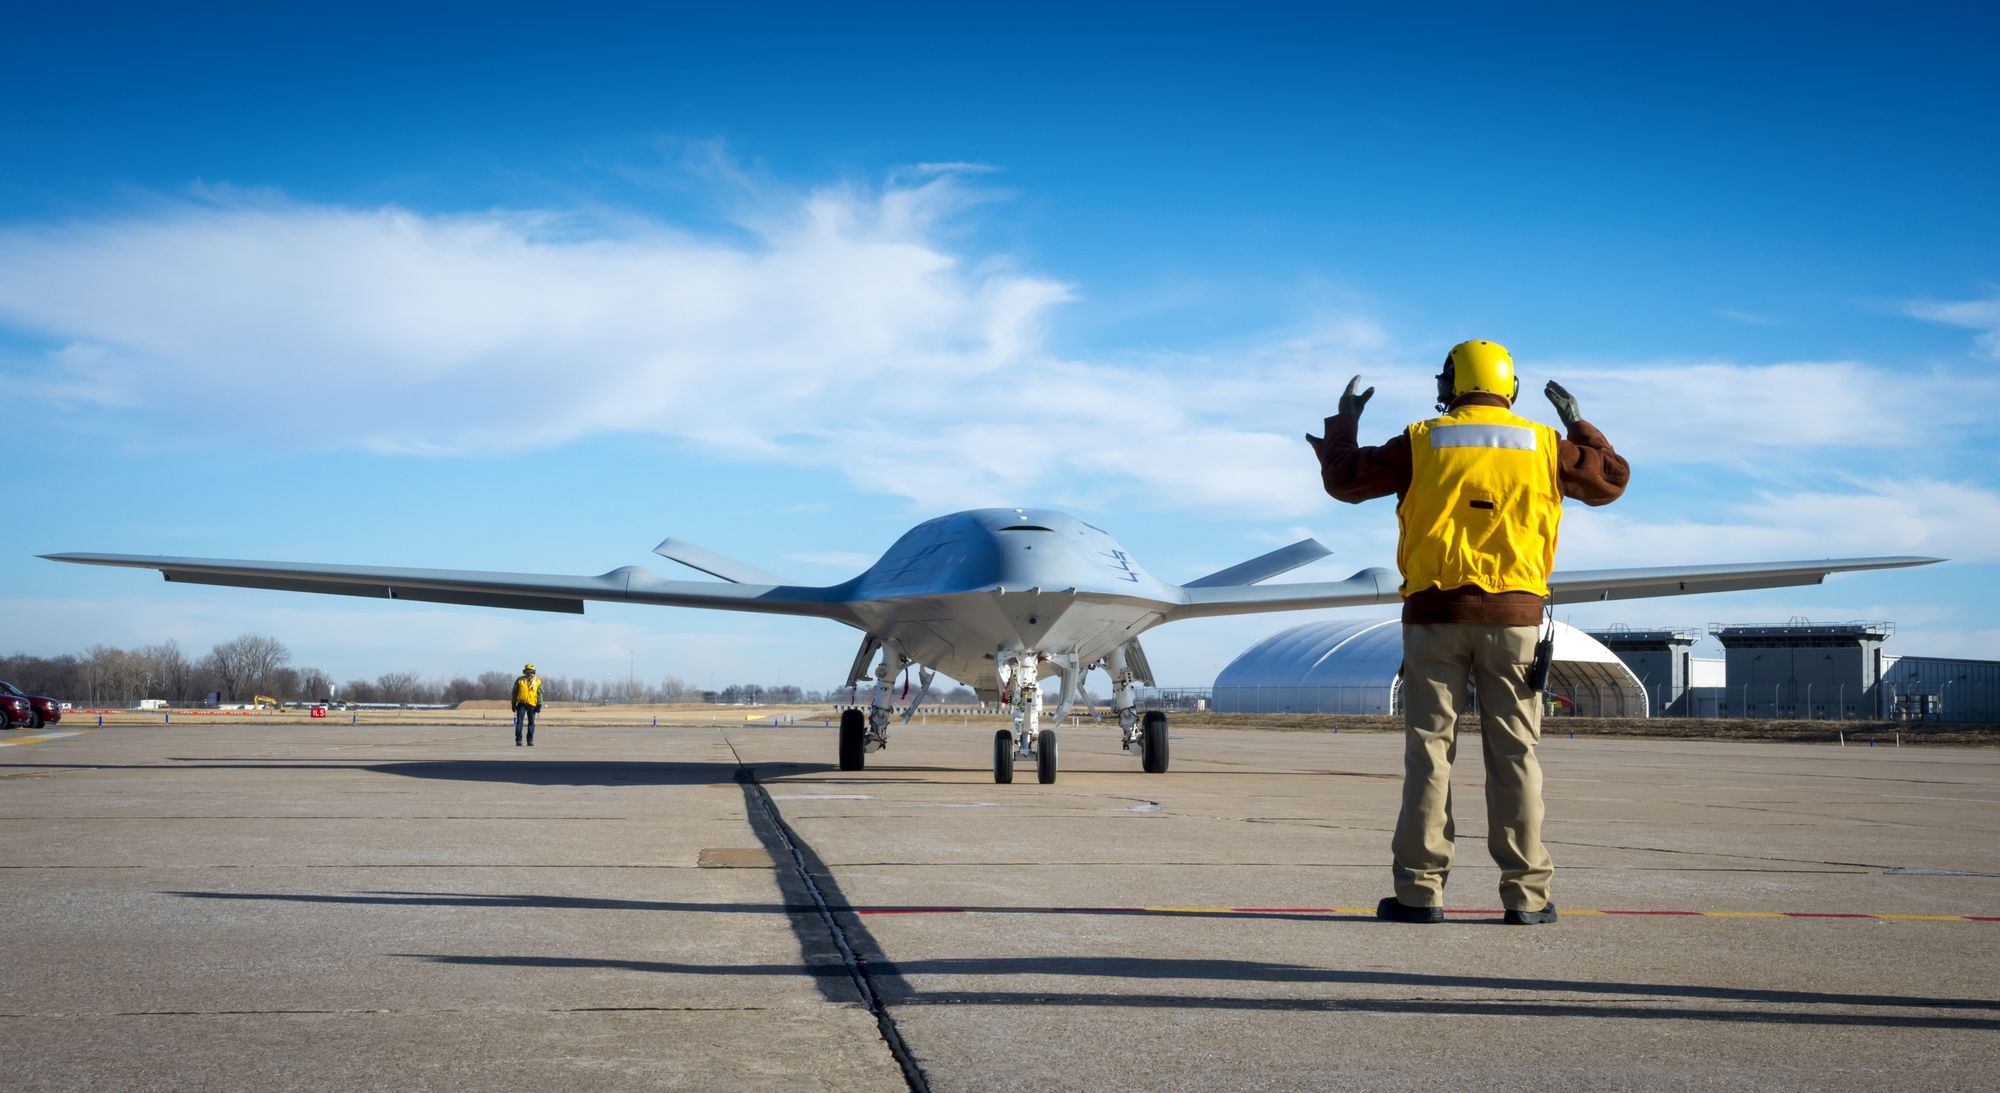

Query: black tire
[
  {"left": 1141, "top": 710, "right": 1169, "bottom": 773},
  {"left": 28, "top": 708, "right": 45, "bottom": 730},
  {"left": 1036, "top": 730, "right": 1058, "bottom": 784},
  {"left": 838, "top": 709, "right": 866, "bottom": 771},
  {"left": 0, "top": 708, "right": 12, "bottom": 731},
  {"left": 993, "top": 729, "right": 1014, "bottom": 784}
]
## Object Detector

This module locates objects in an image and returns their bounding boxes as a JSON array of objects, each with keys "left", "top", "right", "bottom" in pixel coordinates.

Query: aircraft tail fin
[
  {"left": 1184, "top": 538, "right": 1332, "bottom": 588},
  {"left": 652, "top": 538, "right": 789, "bottom": 585}
]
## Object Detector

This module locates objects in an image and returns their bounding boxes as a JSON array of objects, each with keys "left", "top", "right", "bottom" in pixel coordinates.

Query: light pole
[{"left": 1941, "top": 674, "right": 1966, "bottom": 721}]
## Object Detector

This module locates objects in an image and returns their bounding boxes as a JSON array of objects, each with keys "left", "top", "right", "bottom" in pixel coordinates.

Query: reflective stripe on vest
[
  {"left": 1428, "top": 422, "right": 1538, "bottom": 451},
  {"left": 1396, "top": 405, "right": 1563, "bottom": 598}
]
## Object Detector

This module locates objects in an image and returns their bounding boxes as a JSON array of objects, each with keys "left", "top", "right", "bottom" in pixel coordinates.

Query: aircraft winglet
[
  {"left": 1184, "top": 538, "right": 1333, "bottom": 588},
  {"left": 652, "top": 538, "right": 789, "bottom": 586}
]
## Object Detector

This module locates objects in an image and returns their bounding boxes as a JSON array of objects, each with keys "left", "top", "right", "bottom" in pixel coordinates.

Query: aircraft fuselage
[{"left": 832, "top": 508, "right": 1178, "bottom": 694}]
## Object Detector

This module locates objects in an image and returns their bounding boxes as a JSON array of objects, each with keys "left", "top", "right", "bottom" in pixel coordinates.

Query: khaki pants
[{"left": 1392, "top": 622, "right": 1553, "bottom": 911}]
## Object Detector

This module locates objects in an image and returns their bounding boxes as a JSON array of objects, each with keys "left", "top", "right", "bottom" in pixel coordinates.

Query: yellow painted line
[{"left": 0, "top": 731, "right": 83, "bottom": 748}]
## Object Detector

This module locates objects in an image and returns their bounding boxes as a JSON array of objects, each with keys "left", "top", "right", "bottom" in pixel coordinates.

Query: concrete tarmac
[{"left": 2, "top": 719, "right": 1995, "bottom": 1091}]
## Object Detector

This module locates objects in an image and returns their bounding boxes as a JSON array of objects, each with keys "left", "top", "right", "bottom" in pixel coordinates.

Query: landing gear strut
[
  {"left": 996, "top": 653, "right": 1058, "bottom": 784},
  {"left": 1109, "top": 645, "right": 1166, "bottom": 773}
]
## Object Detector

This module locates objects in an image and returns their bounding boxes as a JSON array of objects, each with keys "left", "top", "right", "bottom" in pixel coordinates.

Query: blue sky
[{"left": 3, "top": 2, "right": 1996, "bottom": 690}]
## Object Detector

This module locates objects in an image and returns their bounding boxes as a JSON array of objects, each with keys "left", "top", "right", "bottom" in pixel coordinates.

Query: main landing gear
[
  {"left": 838, "top": 708, "right": 866, "bottom": 772},
  {"left": 839, "top": 641, "right": 912, "bottom": 772},
  {"left": 1139, "top": 710, "right": 1169, "bottom": 774}
]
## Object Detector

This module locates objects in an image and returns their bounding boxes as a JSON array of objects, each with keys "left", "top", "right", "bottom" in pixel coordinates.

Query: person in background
[
  {"left": 512, "top": 663, "right": 543, "bottom": 746},
  {"left": 1307, "top": 340, "right": 1628, "bottom": 925}
]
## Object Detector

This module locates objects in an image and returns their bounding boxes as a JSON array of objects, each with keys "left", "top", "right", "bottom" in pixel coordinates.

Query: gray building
[
  {"left": 1710, "top": 620, "right": 1893, "bottom": 720},
  {"left": 1879, "top": 655, "right": 2000, "bottom": 723},
  {"left": 1584, "top": 627, "right": 1700, "bottom": 716}
]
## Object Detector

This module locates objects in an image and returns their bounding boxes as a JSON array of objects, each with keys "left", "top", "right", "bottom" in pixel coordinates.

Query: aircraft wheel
[
  {"left": 1036, "top": 730, "right": 1058, "bottom": 784},
  {"left": 993, "top": 730, "right": 1014, "bottom": 784},
  {"left": 1141, "top": 710, "right": 1169, "bottom": 773},
  {"left": 838, "top": 709, "right": 866, "bottom": 771}
]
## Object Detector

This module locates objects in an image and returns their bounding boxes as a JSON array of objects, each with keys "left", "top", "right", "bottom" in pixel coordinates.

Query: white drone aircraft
[{"left": 46, "top": 508, "right": 1936, "bottom": 783}]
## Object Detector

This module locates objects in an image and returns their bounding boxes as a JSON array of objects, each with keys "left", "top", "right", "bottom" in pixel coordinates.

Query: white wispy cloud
[
  {"left": 0, "top": 178, "right": 1069, "bottom": 458},
  {"left": 1903, "top": 290, "right": 2000, "bottom": 359},
  {"left": 1555, "top": 477, "right": 2000, "bottom": 566},
  {"left": 0, "top": 177, "right": 1991, "bottom": 538}
]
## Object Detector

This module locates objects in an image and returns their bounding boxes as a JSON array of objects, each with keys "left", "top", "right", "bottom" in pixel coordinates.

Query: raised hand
[
  {"left": 1544, "top": 380, "right": 1582, "bottom": 429},
  {"left": 1339, "top": 375, "right": 1375, "bottom": 418}
]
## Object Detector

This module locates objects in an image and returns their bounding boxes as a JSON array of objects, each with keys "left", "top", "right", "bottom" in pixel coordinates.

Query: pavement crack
[
  {"left": 0, "top": 1006, "right": 772, "bottom": 1018},
  {"left": 726, "top": 734, "right": 933, "bottom": 1093}
]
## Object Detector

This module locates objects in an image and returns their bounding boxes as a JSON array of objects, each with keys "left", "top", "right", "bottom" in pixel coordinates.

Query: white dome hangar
[{"left": 1211, "top": 617, "right": 1648, "bottom": 716}]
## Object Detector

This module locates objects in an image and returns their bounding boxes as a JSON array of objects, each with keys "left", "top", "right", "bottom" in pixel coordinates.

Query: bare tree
[
  {"left": 138, "top": 640, "right": 192, "bottom": 703},
  {"left": 299, "top": 668, "right": 334, "bottom": 703},
  {"left": 372, "top": 671, "right": 426, "bottom": 704},
  {"left": 209, "top": 634, "right": 290, "bottom": 701}
]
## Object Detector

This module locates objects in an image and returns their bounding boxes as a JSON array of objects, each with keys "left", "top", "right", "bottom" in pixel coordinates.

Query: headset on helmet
[{"left": 1435, "top": 339, "right": 1519, "bottom": 412}]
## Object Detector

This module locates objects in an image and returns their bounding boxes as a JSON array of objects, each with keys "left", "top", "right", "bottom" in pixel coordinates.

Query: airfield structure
[
  {"left": 1878, "top": 654, "right": 2000, "bottom": 724},
  {"left": 1583, "top": 626, "right": 1701, "bottom": 717},
  {"left": 1708, "top": 619, "right": 1893, "bottom": 720},
  {"left": 1210, "top": 617, "right": 1647, "bottom": 716}
]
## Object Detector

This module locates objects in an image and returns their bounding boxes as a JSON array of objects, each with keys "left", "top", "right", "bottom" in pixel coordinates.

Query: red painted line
[{"left": 849, "top": 905, "right": 1995, "bottom": 921}]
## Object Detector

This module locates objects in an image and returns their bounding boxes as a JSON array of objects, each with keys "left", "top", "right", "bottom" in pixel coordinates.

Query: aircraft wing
[
  {"left": 39, "top": 553, "right": 860, "bottom": 621},
  {"left": 1165, "top": 556, "right": 1941, "bottom": 621},
  {"left": 1543, "top": 556, "right": 1941, "bottom": 605}
]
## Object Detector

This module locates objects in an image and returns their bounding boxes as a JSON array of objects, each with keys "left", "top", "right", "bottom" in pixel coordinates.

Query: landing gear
[
  {"left": 838, "top": 708, "right": 866, "bottom": 771},
  {"left": 1141, "top": 710, "right": 1169, "bottom": 773},
  {"left": 998, "top": 652, "right": 1062, "bottom": 785}
]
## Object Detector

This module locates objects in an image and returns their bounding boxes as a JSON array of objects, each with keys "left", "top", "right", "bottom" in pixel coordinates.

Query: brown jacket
[{"left": 1313, "top": 393, "right": 1630, "bottom": 626}]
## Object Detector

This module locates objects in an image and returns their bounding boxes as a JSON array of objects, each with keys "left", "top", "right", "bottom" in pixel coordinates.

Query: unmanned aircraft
[{"left": 45, "top": 508, "right": 1938, "bottom": 783}]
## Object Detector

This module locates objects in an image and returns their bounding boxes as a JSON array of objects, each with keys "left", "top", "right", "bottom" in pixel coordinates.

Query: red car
[{"left": 0, "top": 681, "right": 62, "bottom": 730}]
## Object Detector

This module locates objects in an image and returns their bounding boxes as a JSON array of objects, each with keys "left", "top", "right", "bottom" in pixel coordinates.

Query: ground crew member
[
  {"left": 512, "top": 663, "right": 543, "bottom": 746},
  {"left": 1307, "top": 340, "right": 1628, "bottom": 925}
]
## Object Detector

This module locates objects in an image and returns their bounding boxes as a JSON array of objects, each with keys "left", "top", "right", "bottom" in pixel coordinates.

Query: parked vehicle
[{"left": 0, "top": 681, "right": 63, "bottom": 730}]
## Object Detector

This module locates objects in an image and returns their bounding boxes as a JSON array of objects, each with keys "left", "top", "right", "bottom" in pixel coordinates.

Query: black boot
[
  {"left": 1504, "top": 903, "right": 1558, "bottom": 925},
  {"left": 1376, "top": 896, "right": 1444, "bottom": 924}
]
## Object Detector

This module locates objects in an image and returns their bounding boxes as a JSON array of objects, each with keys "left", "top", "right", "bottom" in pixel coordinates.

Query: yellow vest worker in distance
[
  {"left": 1306, "top": 340, "right": 1629, "bottom": 926},
  {"left": 512, "top": 663, "right": 543, "bottom": 747}
]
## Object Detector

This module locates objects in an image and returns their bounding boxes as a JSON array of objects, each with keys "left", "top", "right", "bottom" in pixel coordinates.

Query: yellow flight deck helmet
[
  {"left": 523, "top": 663, "right": 536, "bottom": 673},
  {"left": 1436, "top": 339, "right": 1519, "bottom": 411}
]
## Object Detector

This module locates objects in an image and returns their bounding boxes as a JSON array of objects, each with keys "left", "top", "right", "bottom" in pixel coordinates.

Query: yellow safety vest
[
  {"left": 512, "top": 676, "right": 542, "bottom": 707},
  {"left": 1395, "top": 404, "right": 1563, "bottom": 598}
]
